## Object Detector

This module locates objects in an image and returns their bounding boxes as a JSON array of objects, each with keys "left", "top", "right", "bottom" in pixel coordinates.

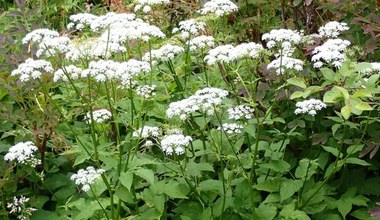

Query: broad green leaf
[
  {"left": 280, "top": 179, "right": 303, "bottom": 202},
  {"left": 254, "top": 203, "right": 277, "bottom": 220},
  {"left": 199, "top": 179, "right": 223, "bottom": 194},
  {"left": 163, "top": 180, "right": 189, "bottom": 198},
  {"left": 354, "top": 62, "right": 372, "bottom": 72},
  {"left": 346, "top": 158, "right": 371, "bottom": 166},
  {"left": 295, "top": 159, "right": 318, "bottom": 180},
  {"left": 186, "top": 162, "right": 214, "bottom": 176},
  {"left": 346, "top": 144, "right": 364, "bottom": 155},
  {"left": 341, "top": 105, "right": 351, "bottom": 119},
  {"left": 335, "top": 86, "right": 350, "bottom": 100},
  {"left": 133, "top": 168, "right": 155, "bottom": 185},
  {"left": 323, "top": 88, "right": 342, "bottom": 103},
  {"left": 120, "top": 171, "right": 134, "bottom": 191},
  {"left": 322, "top": 146, "right": 340, "bottom": 157},
  {"left": 253, "top": 179, "right": 282, "bottom": 192},
  {"left": 354, "top": 102, "right": 373, "bottom": 111},
  {"left": 287, "top": 77, "right": 307, "bottom": 89},
  {"left": 291, "top": 91, "right": 304, "bottom": 99},
  {"left": 260, "top": 160, "right": 290, "bottom": 173},
  {"left": 320, "top": 68, "right": 335, "bottom": 82},
  {"left": 352, "top": 89, "right": 373, "bottom": 98}
]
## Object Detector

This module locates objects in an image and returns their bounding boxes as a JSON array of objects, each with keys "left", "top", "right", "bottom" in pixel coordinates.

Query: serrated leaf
[
  {"left": 280, "top": 179, "right": 303, "bottom": 202},
  {"left": 133, "top": 168, "right": 155, "bottom": 185},
  {"left": 287, "top": 77, "right": 307, "bottom": 89}
]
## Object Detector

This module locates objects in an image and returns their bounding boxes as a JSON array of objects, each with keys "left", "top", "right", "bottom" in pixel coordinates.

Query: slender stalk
[{"left": 90, "top": 186, "right": 110, "bottom": 220}]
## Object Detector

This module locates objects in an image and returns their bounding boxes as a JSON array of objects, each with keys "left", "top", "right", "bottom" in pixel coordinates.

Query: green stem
[{"left": 90, "top": 186, "right": 110, "bottom": 220}]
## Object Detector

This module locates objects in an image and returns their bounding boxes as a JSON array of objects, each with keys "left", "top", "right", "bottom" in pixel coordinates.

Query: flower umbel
[
  {"left": 294, "top": 99, "right": 327, "bottom": 116},
  {"left": 7, "top": 196, "right": 37, "bottom": 220},
  {"left": 71, "top": 166, "right": 105, "bottom": 192},
  {"left": 160, "top": 134, "right": 192, "bottom": 155},
  {"left": 4, "top": 142, "right": 40, "bottom": 167}
]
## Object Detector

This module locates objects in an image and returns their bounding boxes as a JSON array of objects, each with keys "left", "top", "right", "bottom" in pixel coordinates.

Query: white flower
[
  {"left": 318, "top": 21, "right": 349, "bottom": 38},
  {"left": 228, "top": 105, "right": 254, "bottom": 120},
  {"left": 311, "top": 38, "right": 350, "bottom": 68},
  {"left": 53, "top": 65, "right": 82, "bottom": 82},
  {"left": 160, "top": 134, "right": 192, "bottom": 155},
  {"left": 7, "top": 196, "right": 37, "bottom": 220},
  {"left": 267, "top": 57, "right": 304, "bottom": 74},
  {"left": 187, "top": 35, "right": 215, "bottom": 51},
  {"left": 89, "top": 12, "right": 136, "bottom": 32},
  {"left": 204, "top": 44, "right": 237, "bottom": 65},
  {"left": 262, "top": 29, "right": 302, "bottom": 57},
  {"left": 294, "top": 99, "right": 327, "bottom": 116},
  {"left": 81, "top": 59, "right": 150, "bottom": 84},
  {"left": 166, "top": 87, "right": 228, "bottom": 120},
  {"left": 84, "top": 109, "right": 112, "bottom": 124},
  {"left": 4, "top": 142, "right": 40, "bottom": 167},
  {"left": 199, "top": 0, "right": 238, "bottom": 17},
  {"left": 173, "top": 19, "right": 206, "bottom": 39},
  {"left": 143, "top": 44, "right": 184, "bottom": 63},
  {"left": 66, "top": 38, "right": 127, "bottom": 61},
  {"left": 71, "top": 166, "right": 105, "bottom": 192},
  {"left": 234, "top": 42, "right": 265, "bottom": 59},
  {"left": 134, "top": 0, "right": 170, "bottom": 13},
  {"left": 136, "top": 85, "right": 157, "bottom": 98},
  {"left": 133, "top": 126, "right": 160, "bottom": 138},
  {"left": 22, "top": 29, "right": 60, "bottom": 44},
  {"left": 11, "top": 58, "right": 53, "bottom": 82},
  {"left": 218, "top": 123, "right": 243, "bottom": 134},
  {"left": 204, "top": 42, "right": 265, "bottom": 65},
  {"left": 67, "top": 13, "right": 98, "bottom": 30},
  {"left": 358, "top": 62, "right": 380, "bottom": 75}
]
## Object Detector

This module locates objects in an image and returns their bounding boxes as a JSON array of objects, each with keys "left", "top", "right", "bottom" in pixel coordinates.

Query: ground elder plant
[{"left": 1, "top": 2, "right": 380, "bottom": 220}]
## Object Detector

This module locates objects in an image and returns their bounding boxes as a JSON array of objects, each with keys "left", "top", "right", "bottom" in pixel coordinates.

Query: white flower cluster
[
  {"left": 81, "top": 59, "right": 150, "bottom": 84},
  {"left": 7, "top": 196, "right": 37, "bottom": 220},
  {"left": 53, "top": 65, "right": 82, "bottom": 82},
  {"left": 4, "top": 142, "right": 40, "bottom": 167},
  {"left": 358, "top": 62, "right": 380, "bottom": 75},
  {"left": 143, "top": 44, "right": 184, "bottom": 63},
  {"left": 136, "top": 85, "right": 157, "bottom": 98},
  {"left": 160, "top": 134, "right": 192, "bottom": 155},
  {"left": 166, "top": 87, "right": 228, "bottom": 120},
  {"left": 311, "top": 38, "right": 351, "bottom": 68},
  {"left": 84, "top": 109, "right": 112, "bottom": 124},
  {"left": 172, "top": 19, "right": 206, "bottom": 39},
  {"left": 66, "top": 38, "right": 127, "bottom": 61},
  {"left": 218, "top": 123, "right": 243, "bottom": 134},
  {"left": 99, "top": 21, "right": 165, "bottom": 43},
  {"left": 133, "top": 126, "right": 160, "bottom": 138},
  {"left": 228, "top": 105, "right": 254, "bottom": 120},
  {"left": 262, "top": 29, "right": 302, "bottom": 48},
  {"left": 204, "top": 43, "right": 264, "bottom": 65},
  {"left": 187, "top": 35, "right": 215, "bottom": 51},
  {"left": 71, "top": 166, "right": 105, "bottom": 192},
  {"left": 294, "top": 99, "right": 327, "bottom": 116},
  {"left": 11, "top": 58, "right": 53, "bottom": 82},
  {"left": 199, "top": 0, "right": 238, "bottom": 17},
  {"left": 267, "top": 57, "right": 304, "bottom": 74},
  {"left": 23, "top": 29, "right": 72, "bottom": 57},
  {"left": 318, "top": 21, "right": 349, "bottom": 38},
  {"left": 134, "top": 0, "right": 170, "bottom": 13},
  {"left": 67, "top": 13, "right": 99, "bottom": 30}
]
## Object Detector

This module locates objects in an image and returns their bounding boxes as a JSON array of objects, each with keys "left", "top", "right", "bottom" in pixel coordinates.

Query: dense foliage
[{"left": 1, "top": 0, "right": 380, "bottom": 219}]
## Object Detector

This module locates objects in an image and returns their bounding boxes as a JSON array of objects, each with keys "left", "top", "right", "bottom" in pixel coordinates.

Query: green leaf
[
  {"left": 320, "top": 68, "right": 335, "bottom": 82},
  {"left": 133, "top": 168, "right": 155, "bottom": 185},
  {"left": 352, "top": 89, "right": 373, "bottom": 98},
  {"left": 186, "top": 162, "right": 214, "bottom": 176},
  {"left": 287, "top": 77, "right": 307, "bottom": 89},
  {"left": 163, "top": 180, "right": 189, "bottom": 198},
  {"left": 323, "top": 88, "right": 342, "bottom": 103},
  {"left": 280, "top": 179, "right": 303, "bottom": 202},
  {"left": 354, "top": 62, "right": 372, "bottom": 72},
  {"left": 254, "top": 203, "right": 277, "bottom": 220},
  {"left": 120, "top": 171, "right": 134, "bottom": 191},
  {"left": 335, "top": 86, "right": 350, "bottom": 100},
  {"left": 346, "top": 144, "right": 364, "bottom": 155},
  {"left": 345, "top": 158, "right": 371, "bottom": 166},
  {"left": 354, "top": 102, "right": 373, "bottom": 111},
  {"left": 290, "top": 91, "right": 305, "bottom": 100},
  {"left": 253, "top": 179, "right": 282, "bottom": 192},
  {"left": 199, "top": 179, "right": 223, "bottom": 194},
  {"left": 260, "top": 160, "right": 290, "bottom": 173},
  {"left": 322, "top": 146, "right": 340, "bottom": 157},
  {"left": 341, "top": 105, "right": 351, "bottom": 119}
]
